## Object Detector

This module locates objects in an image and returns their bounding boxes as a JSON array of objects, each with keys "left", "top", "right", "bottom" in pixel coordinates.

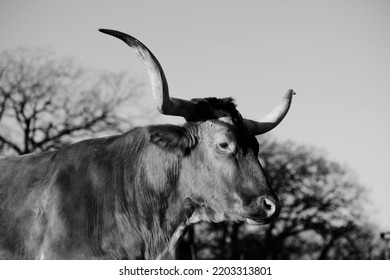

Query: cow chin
[
  {"left": 186, "top": 201, "right": 276, "bottom": 226},
  {"left": 189, "top": 213, "right": 272, "bottom": 226}
]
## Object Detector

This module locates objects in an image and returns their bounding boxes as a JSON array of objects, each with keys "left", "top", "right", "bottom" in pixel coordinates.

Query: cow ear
[{"left": 148, "top": 125, "right": 197, "bottom": 155}]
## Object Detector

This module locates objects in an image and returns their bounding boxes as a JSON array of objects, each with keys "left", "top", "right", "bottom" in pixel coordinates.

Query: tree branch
[{"left": 0, "top": 134, "right": 23, "bottom": 155}]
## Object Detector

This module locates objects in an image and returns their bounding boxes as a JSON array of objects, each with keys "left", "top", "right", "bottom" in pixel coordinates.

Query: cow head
[{"left": 99, "top": 29, "right": 295, "bottom": 226}]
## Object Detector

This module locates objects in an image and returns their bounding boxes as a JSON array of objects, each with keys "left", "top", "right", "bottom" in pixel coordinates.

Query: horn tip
[
  {"left": 98, "top": 28, "right": 111, "bottom": 34},
  {"left": 98, "top": 28, "right": 120, "bottom": 37},
  {"left": 287, "top": 89, "right": 296, "bottom": 96}
]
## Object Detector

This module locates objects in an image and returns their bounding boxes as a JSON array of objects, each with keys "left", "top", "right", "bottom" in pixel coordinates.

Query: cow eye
[
  {"left": 219, "top": 142, "right": 229, "bottom": 149},
  {"left": 217, "top": 142, "right": 232, "bottom": 153}
]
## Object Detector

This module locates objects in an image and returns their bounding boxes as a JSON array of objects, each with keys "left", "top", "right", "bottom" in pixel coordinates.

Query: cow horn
[
  {"left": 99, "top": 29, "right": 198, "bottom": 119},
  {"left": 244, "top": 89, "right": 296, "bottom": 135}
]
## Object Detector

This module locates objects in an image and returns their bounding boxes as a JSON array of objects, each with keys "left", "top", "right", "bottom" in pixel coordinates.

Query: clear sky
[{"left": 1, "top": 0, "right": 389, "bottom": 229}]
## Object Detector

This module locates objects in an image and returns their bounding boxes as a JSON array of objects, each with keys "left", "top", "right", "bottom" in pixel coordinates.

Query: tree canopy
[{"left": 0, "top": 48, "right": 142, "bottom": 156}]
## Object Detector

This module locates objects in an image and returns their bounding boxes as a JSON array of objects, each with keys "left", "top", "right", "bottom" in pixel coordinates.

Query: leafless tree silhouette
[{"left": 0, "top": 48, "right": 143, "bottom": 156}]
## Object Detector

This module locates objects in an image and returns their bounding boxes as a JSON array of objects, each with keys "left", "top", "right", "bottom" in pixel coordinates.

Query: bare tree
[
  {"left": 255, "top": 137, "right": 375, "bottom": 259},
  {"left": 0, "top": 48, "right": 143, "bottom": 156}
]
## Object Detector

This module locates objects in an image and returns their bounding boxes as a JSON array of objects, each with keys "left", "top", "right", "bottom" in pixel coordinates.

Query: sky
[{"left": 1, "top": 0, "right": 389, "bottom": 230}]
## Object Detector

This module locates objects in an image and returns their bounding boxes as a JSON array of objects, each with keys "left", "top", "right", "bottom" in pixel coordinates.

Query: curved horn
[
  {"left": 244, "top": 89, "right": 296, "bottom": 135},
  {"left": 99, "top": 29, "right": 198, "bottom": 119}
]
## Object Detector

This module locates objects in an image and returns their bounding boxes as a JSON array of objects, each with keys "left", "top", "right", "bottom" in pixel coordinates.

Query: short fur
[{"left": 0, "top": 98, "right": 279, "bottom": 259}]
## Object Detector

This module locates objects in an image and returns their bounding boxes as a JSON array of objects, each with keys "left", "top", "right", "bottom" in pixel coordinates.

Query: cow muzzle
[{"left": 246, "top": 195, "right": 280, "bottom": 225}]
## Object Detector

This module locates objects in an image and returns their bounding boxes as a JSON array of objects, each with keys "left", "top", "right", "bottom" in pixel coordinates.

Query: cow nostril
[{"left": 262, "top": 197, "right": 276, "bottom": 217}]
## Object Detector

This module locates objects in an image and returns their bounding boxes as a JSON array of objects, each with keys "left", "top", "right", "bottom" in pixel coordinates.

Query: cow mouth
[{"left": 245, "top": 217, "right": 272, "bottom": 225}]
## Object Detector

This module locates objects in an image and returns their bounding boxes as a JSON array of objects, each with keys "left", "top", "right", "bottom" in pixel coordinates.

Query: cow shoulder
[{"left": 147, "top": 125, "right": 197, "bottom": 155}]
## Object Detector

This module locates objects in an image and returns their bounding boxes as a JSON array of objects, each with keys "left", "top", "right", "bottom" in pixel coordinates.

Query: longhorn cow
[{"left": 0, "top": 29, "right": 295, "bottom": 259}]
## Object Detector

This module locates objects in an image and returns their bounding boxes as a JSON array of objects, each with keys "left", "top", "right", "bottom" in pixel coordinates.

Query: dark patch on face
[{"left": 189, "top": 97, "right": 258, "bottom": 152}]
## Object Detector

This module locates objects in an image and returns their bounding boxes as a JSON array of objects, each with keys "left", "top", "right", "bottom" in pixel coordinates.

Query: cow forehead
[
  {"left": 199, "top": 118, "right": 235, "bottom": 138},
  {"left": 200, "top": 116, "right": 254, "bottom": 144},
  {"left": 205, "top": 117, "right": 235, "bottom": 129},
  {"left": 217, "top": 116, "right": 234, "bottom": 125},
  {"left": 209, "top": 116, "right": 245, "bottom": 134}
]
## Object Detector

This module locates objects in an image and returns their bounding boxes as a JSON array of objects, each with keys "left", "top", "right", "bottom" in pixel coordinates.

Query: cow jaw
[{"left": 187, "top": 207, "right": 227, "bottom": 224}]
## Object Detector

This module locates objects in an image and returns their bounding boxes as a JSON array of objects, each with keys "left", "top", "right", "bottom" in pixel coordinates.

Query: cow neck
[{"left": 119, "top": 131, "right": 193, "bottom": 259}]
